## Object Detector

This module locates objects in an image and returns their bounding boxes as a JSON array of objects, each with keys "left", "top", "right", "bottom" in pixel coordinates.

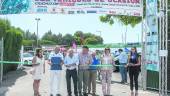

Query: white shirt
[
  {"left": 64, "top": 54, "right": 79, "bottom": 70},
  {"left": 48, "top": 52, "right": 64, "bottom": 61}
]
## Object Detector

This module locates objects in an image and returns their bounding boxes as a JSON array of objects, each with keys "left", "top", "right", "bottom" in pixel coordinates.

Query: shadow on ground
[{"left": 0, "top": 68, "right": 28, "bottom": 96}]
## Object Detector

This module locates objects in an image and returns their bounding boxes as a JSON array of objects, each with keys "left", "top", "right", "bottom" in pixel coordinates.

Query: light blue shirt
[
  {"left": 64, "top": 54, "right": 79, "bottom": 70},
  {"left": 117, "top": 52, "right": 128, "bottom": 64}
]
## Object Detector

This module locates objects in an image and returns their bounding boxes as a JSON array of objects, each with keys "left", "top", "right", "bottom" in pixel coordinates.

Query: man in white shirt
[
  {"left": 64, "top": 49, "right": 79, "bottom": 96},
  {"left": 48, "top": 46, "right": 64, "bottom": 96}
]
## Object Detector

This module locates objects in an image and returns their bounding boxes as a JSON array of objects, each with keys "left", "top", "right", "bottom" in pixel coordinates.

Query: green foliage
[
  {"left": 22, "top": 30, "right": 37, "bottom": 46},
  {"left": 22, "top": 40, "right": 35, "bottom": 46},
  {"left": 23, "top": 30, "right": 37, "bottom": 40},
  {"left": 40, "top": 40, "right": 56, "bottom": 45},
  {"left": 0, "top": 19, "right": 10, "bottom": 38},
  {"left": 74, "top": 31, "right": 103, "bottom": 45},
  {"left": 100, "top": 15, "right": 142, "bottom": 27},
  {"left": 73, "top": 31, "right": 84, "bottom": 45},
  {"left": 0, "top": 18, "right": 23, "bottom": 73},
  {"left": 41, "top": 30, "right": 103, "bottom": 46},
  {"left": 3, "top": 26, "right": 23, "bottom": 73},
  {"left": 84, "top": 38, "right": 98, "bottom": 45},
  {"left": 62, "top": 34, "right": 74, "bottom": 46},
  {"left": 42, "top": 30, "right": 63, "bottom": 45},
  {"left": 100, "top": 1, "right": 146, "bottom": 27}
]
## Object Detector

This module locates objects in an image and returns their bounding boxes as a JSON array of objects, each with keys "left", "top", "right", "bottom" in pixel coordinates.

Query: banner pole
[
  {"left": 165, "top": 0, "right": 168, "bottom": 95},
  {"left": 141, "top": 0, "right": 147, "bottom": 90}
]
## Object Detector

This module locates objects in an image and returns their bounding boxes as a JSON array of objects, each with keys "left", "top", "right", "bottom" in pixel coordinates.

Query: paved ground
[{"left": 0, "top": 63, "right": 159, "bottom": 96}]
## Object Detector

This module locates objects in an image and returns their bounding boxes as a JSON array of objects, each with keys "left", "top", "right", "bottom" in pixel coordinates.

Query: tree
[
  {"left": 3, "top": 26, "right": 23, "bottom": 72},
  {"left": 100, "top": 15, "right": 142, "bottom": 27},
  {"left": 100, "top": 1, "right": 146, "bottom": 27},
  {"left": 22, "top": 30, "right": 37, "bottom": 46},
  {"left": 42, "top": 30, "right": 64, "bottom": 45},
  {"left": 62, "top": 34, "right": 74, "bottom": 46},
  {"left": 95, "top": 35, "right": 103, "bottom": 44},
  {"left": 23, "top": 30, "right": 37, "bottom": 40},
  {"left": 42, "top": 30, "right": 53, "bottom": 41},
  {"left": 74, "top": 31, "right": 103, "bottom": 45},
  {"left": 55, "top": 33, "right": 63, "bottom": 45},
  {"left": 73, "top": 31, "right": 84, "bottom": 45},
  {"left": 40, "top": 40, "right": 56, "bottom": 45},
  {"left": 0, "top": 18, "right": 23, "bottom": 73},
  {"left": 0, "top": 19, "right": 10, "bottom": 38},
  {"left": 84, "top": 38, "right": 98, "bottom": 45}
]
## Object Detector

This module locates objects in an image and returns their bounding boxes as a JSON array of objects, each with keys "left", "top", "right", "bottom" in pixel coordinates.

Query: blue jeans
[{"left": 119, "top": 63, "right": 127, "bottom": 82}]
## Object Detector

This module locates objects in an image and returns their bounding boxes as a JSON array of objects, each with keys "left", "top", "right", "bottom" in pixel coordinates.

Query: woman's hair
[
  {"left": 104, "top": 47, "right": 111, "bottom": 54},
  {"left": 130, "top": 47, "right": 138, "bottom": 57},
  {"left": 131, "top": 47, "right": 137, "bottom": 53},
  {"left": 36, "top": 48, "right": 43, "bottom": 58}
]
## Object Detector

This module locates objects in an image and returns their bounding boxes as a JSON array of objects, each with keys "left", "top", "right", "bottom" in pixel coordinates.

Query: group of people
[{"left": 30, "top": 46, "right": 141, "bottom": 96}]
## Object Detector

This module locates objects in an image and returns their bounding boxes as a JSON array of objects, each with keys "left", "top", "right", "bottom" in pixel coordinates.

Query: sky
[{"left": 0, "top": 14, "right": 142, "bottom": 44}]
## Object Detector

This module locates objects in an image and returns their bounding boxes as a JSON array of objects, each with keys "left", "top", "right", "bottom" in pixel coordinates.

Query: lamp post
[{"left": 35, "top": 18, "right": 40, "bottom": 47}]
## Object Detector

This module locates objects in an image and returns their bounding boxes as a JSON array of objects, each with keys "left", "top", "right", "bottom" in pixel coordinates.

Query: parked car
[
  {"left": 27, "top": 51, "right": 35, "bottom": 56},
  {"left": 23, "top": 53, "right": 34, "bottom": 65}
]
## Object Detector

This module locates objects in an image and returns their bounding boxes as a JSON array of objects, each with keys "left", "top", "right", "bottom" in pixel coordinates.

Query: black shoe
[{"left": 50, "top": 94, "right": 53, "bottom": 96}]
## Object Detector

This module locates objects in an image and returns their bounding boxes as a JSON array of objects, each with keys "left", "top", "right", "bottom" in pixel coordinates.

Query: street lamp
[{"left": 35, "top": 18, "right": 40, "bottom": 47}]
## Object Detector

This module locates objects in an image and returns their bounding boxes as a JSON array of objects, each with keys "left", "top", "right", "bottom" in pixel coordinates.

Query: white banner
[
  {"left": 0, "top": 0, "right": 143, "bottom": 16},
  {"left": 145, "top": 0, "right": 159, "bottom": 72}
]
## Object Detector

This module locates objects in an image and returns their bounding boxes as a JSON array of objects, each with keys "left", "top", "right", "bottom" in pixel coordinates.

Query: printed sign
[
  {"left": 0, "top": 0, "right": 142, "bottom": 16},
  {"left": 145, "top": 0, "right": 159, "bottom": 72}
]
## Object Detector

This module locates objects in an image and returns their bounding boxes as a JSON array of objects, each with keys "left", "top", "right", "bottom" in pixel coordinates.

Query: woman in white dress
[{"left": 30, "top": 49, "right": 45, "bottom": 96}]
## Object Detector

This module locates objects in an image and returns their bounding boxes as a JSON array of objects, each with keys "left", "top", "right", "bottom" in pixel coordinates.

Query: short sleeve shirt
[
  {"left": 79, "top": 53, "right": 92, "bottom": 70},
  {"left": 49, "top": 52, "right": 64, "bottom": 70}
]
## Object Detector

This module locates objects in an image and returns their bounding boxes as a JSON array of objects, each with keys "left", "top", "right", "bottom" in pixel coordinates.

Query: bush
[
  {"left": 0, "top": 19, "right": 23, "bottom": 73},
  {"left": 3, "top": 27, "right": 23, "bottom": 73},
  {"left": 40, "top": 40, "right": 56, "bottom": 45}
]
